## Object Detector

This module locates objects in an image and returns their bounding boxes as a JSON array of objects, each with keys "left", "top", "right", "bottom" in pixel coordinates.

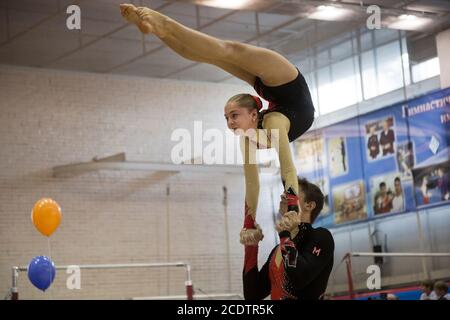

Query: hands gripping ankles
[
  {"left": 285, "top": 188, "right": 300, "bottom": 213},
  {"left": 275, "top": 211, "right": 301, "bottom": 234},
  {"left": 240, "top": 213, "right": 264, "bottom": 246}
]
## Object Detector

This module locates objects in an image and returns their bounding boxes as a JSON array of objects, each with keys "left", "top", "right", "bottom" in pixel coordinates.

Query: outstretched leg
[
  {"left": 121, "top": 4, "right": 255, "bottom": 85},
  {"left": 161, "top": 34, "right": 256, "bottom": 85},
  {"left": 120, "top": 4, "right": 298, "bottom": 86}
]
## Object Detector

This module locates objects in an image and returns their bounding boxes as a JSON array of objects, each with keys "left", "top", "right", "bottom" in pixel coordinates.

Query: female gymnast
[{"left": 120, "top": 4, "right": 315, "bottom": 242}]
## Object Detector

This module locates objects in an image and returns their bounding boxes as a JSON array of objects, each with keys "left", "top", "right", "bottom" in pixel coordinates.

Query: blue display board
[{"left": 295, "top": 87, "right": 450, "bottom": 228}]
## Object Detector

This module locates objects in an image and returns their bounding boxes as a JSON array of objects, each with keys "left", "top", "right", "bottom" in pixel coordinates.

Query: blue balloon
[{"left": 27, "top": 256, "right": 56, "bottom": 291}]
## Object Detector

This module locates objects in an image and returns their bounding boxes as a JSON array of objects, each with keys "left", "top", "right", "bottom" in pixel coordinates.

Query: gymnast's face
[
  {"left": 298, "top": 189, "right": 314, "bottom": 215},
  {"left": 224, "top": 102, "right": 258, "bottom": 135}
]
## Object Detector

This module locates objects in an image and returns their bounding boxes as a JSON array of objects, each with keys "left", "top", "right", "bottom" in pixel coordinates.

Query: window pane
[
  {"left": 317, "top": 50, "right": 331, "bottom": 69},
  {"left": 412, "top": 57, "right": 440, "bottom": 83},
  {"left": 297, "top": 55, "right": 314, "bottom": 74},
  {"left": 401, "top": 37, "right": 411, "bottom": 86},
  {"left": 353, "top": 56, "right": 363, "bottom": 102},
  {"left": 331, "top": 40, "right": 352, "bottom": 61},
  {"left": 317, "top": 66, "right": 334, "bottom": 114},
  {"left": 374, "top": 28, "right": 398, "bottom": 46},
  {"left": 360, "top": 30, "right": 373, "bottom": 51},
  {"left": 361, "top": 50, "right": 378, "bottom": 99},
  {"left": 376, "top": 41, "right": 404, "bottom": 95},
  {"left": 330, "top": 57, "right": 362, "bottom": 111}
]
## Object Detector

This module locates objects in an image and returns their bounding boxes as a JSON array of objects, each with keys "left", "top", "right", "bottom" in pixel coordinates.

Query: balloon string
[
  {"left": 47, "top": 237, "right": 53, "bottom": 300},
  {"left": 47, "top": 237, "right": 52, "bottom": 261}
]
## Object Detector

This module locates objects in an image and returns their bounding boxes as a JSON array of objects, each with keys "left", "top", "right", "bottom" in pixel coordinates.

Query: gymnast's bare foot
[
  {"left": 120, "top": 4, "right": 152, "bottom": 33},
  {"left": 120, "top": 3, "right": 167, "bottom": 37}
]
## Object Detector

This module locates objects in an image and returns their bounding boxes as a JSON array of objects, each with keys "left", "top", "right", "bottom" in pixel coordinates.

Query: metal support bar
[
  {"left": 132, "top": 293, "right": 243, "bottom": 300},
  {"left": 11, "top": 261, "right": 192, "bottom": 300},
  {"left": 344, "top": 254, "right": 355, "bottom": 300},
  {"left": 349, "top": 252, "right": 450, "bottom": 258},
  {"left": 279, "top": 0, "right": 439, "bottom": 17},
  {"left": 15, "top": 262, "right": 190, "bottom": 271},
  {"left": 11, "top": 267, "right": 19, "bottom": 300}
]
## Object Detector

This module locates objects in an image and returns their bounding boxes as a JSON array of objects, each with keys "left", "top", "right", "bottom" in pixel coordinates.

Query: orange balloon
[{"left": 31, "top": 198, "right": 62, "bottom": 237}]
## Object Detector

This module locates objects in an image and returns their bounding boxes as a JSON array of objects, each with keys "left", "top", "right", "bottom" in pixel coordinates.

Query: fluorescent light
[
  {"left": 201, "top": 0, "right": 252, "bottom": 9},
  {"left": 399, "top": 14, "right": 417, "bottom": 20},
  {"left": 308, "top": 5, "right": 354, "bottom": 21},
  {"left": 387, "top": 15, "right": 433, "bottom": 31}
]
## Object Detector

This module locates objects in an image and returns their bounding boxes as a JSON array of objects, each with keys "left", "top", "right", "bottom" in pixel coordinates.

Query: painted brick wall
[{"left": 0, "top": 65, "right": 280, "bottom": 299}]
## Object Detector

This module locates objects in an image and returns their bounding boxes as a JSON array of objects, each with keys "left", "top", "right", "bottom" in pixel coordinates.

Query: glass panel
[
  {"left": 361, "top": 49, "right": 378, "bottom": 100},
  {"left": 376, "top": 41, "right": 403, "bottom": 95},
  {"left": 374, "top": 28, "right": 398, "bottom": 46},
  {"left": 331, "top": 40, "right": 352, "bottom": 62},
  {"left": 360, "top": 29, "right": 373, "bottom": 52},
  {"left": 329, "top": 57, "right": 362, "bottom": 111},
  {"left": 401, "top": 37, "right": 411, "bottom": 86},
  {"left": 317, "top": 66, "right": 334, "bottom": 114},
  {"left": 412, "top": 57, "right": 440, "bottom": 83}
]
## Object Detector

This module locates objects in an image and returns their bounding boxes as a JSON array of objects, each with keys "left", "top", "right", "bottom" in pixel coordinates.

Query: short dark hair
[
  {"left": 434, "top": 281, "right": 448, "bottom": 293},
  {"left": 407, "top": 141, "right": 413, "bottom": 150},
  {"left": 298, "top": 177, "right": 324, "bottom": 223},
  {"left": 421, "top": 280, "right": 434, "bottom": 290},
  {"left": 394, "top": 177, "right": 401, "bottom": 184},
  {"left": 379, "top": 182, "right": 386, "bottom": 188}
]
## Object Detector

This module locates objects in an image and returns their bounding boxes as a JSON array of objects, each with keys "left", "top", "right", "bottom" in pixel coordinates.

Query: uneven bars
[
  {"left": 10, "top": 262, "right": 192, "bottom": 300},
  {"left": 343, "top": 252, "right": 450, "bottom": 300}
]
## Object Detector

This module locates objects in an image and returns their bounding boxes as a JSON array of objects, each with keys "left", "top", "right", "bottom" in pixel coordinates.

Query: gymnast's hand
[
  {"left": 276, "top": 211, "right": 301, "bottom": 233},
  {"left": 240, "top": 224, "right": 264, "bottom": 246}
]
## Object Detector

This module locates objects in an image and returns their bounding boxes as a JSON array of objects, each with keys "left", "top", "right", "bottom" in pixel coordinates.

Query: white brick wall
[{"left": 0, "top": 65, "right": 280, "bottom": 299}]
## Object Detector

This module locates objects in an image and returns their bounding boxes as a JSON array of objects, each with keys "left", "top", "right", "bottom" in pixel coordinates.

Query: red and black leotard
[
  {"left": 243, "top": 223, "right": 335, "bottom": 300},
  {"left": 254, "top": 68, "right": 315, "bottom": 142}
]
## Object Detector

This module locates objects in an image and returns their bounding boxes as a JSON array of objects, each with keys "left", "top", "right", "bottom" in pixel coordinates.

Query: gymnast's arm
[
  {"left": 263, "top": 113, "right": 299, "bottom": 213},
  {"left": 241, "top": 137, "right": 260, "bottom": 228},
  {"left": 242, "top": 245, "right": 275, "bottom": 300}
]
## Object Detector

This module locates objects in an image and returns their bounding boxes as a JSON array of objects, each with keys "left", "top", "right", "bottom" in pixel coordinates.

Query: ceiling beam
[
  {"left": 41, "top": 2, "right": 174, "bottom": 68},
  {"left": 0, "top": 0, "right": 85, "bottom": 48},
  {"left": 255, "top": 0, "right": 440, "bottom": 16}
]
